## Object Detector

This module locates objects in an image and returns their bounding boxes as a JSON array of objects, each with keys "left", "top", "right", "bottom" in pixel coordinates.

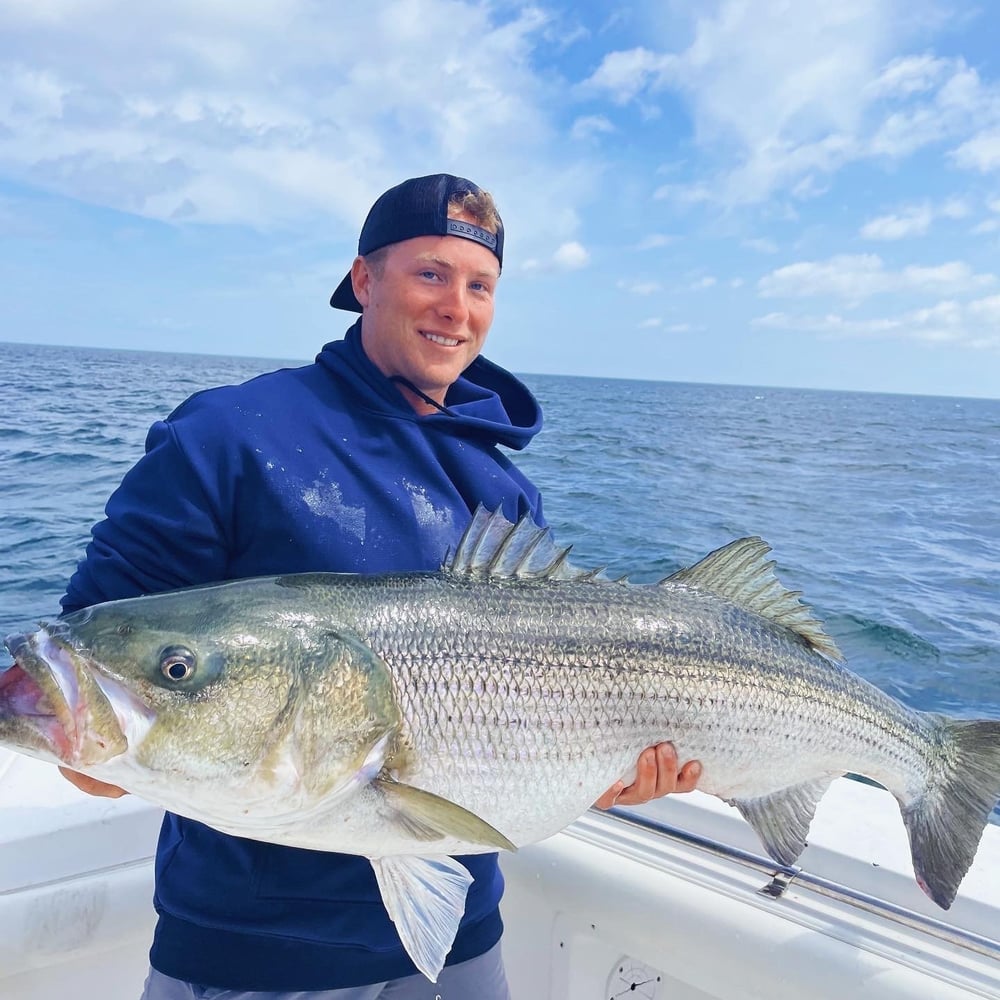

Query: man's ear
[{"left": 351, "top": 256, "right": 371, "bottom": 309}]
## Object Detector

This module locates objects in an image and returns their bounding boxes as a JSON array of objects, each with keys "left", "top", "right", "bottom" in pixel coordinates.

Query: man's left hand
[{"left": 593, "top": 742, "right": 701, "bottom": 810}]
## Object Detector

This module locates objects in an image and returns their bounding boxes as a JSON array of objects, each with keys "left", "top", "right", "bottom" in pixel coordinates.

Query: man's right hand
[{"left": 59, "top": 766, "right": 128, "bottom": 798}]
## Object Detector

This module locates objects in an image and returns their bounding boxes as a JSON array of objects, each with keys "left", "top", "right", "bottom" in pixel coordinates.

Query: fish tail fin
[{"left": 901, "top": 717, "right": 1000, "bottom": 909}]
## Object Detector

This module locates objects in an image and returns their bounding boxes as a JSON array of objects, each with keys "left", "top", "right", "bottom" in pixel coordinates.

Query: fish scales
[
  {"left": 3, "top": 507, "right": 1000, "bottom": 983},
  {"left": 288, "top": 572, "right": 936, "bottom": 849}
]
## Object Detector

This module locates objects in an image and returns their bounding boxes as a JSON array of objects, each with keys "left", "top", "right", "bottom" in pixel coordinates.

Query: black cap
[{"left": 329, "top": 173, "right": 504, "bottom": 312}]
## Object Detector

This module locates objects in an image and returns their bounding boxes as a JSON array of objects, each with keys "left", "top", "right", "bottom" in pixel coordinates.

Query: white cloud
[
  {"left": 618, "top": 278, "right": 662, "bottom": 295},
  {"left": 570, "top": 114, "right": 615, "bottom": 141},
  {"left": 753, "top": 294, "right": 1000, "bottom": 348},
  {"left": 583, "top": 46, "right": 674, "bottom": 105},
  {"left": 940, "top": 197, "right": 970, "bottom": 219},
  {"left": 635, "top": 233, "right": 674, "bottom": 250},
  {"left": 691, "top": 276, "right": 717, "bottom": 290},
  {"left": 866, "top": 54, "right": 951, "bottom": 99},
  {"left": 0, "top": 0, "right": 586, "bottom": 236},
  {"left": 653, "top": 182, "right": 714, "bottom": 205},
  {"left": 553, "top": 241, "right": 589, "bottom": 270},
  {"left": 868, "top": 59, "right": 997, "bottom": 160},
  {"left": 584, "top": 2, "right": 901, "bottom": 204},
  {"left": 584, "top": 5, "right": 1000, "bottom": 206},
  {"left": 743, "top": 237, "right": 778, "bottom": 254},
  {"left": 971, "top": 196, "right": 1000, "bottom": 233},
  {"left": 523, "top": 240, "right": 591, "bottom": 272},
  {"left": 860, "top": 203, "right": 934, "bottom": 240},
  {"left": 758, "top": 253, "right": 996, "bottom": 302},
  {"left": 638, "top": 318, "right": 694, "bottom": 333},
  {"left": 969, "top": 294, "right": 1000, "bottom": 324},
  {"left": 860, "top": 196, "right": 969, "bottom": 240},
  {"left": 952, "top": 129, "right": 1000, "bottom": 172}
]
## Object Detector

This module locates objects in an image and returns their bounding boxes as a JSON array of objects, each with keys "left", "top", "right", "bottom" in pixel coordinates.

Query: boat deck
[{"left": 1, "top": 751, "right": 998, "bottom": 999}]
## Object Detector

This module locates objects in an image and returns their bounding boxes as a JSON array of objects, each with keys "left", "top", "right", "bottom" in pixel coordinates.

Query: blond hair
[
  {"left": 363, "top": 189, "right": 502, "bottom": 277},
  {"left": 448, "top": 189, "right": 501, "bottom": 234}
]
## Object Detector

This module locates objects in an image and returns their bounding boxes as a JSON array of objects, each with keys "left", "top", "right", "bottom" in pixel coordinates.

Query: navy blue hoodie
[{"left": 62, "top": 321, "right": 544, "bottom": 990}]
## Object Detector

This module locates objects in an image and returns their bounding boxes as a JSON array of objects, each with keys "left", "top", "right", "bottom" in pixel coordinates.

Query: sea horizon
[{"left": 4, "top": 339, "right": 998, "bottom": 405}]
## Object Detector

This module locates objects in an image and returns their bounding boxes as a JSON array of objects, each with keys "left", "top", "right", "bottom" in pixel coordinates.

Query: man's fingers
[
  {"left": 653, "top": 742, "right": 681, "bottom": 797},
  {"left": 593, "top": 744, "right": 703, "bottom": 809},
  {"left": 676, "top": 758, "right": 702, "bottom": 793},
  {"left": 613, "top": 747, "right": 658, "bottom": 805},
  {"left": 593, "top": 780, "right": 625, "bottom": 811}
]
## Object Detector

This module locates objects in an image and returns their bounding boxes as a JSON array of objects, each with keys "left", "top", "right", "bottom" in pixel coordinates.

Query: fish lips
[{"left": 2, "top": 628, "right": 132, "bottom": 767}]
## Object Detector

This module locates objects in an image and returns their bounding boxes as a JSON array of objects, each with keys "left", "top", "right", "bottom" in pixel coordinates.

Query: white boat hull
[{"left": 1, "top": 750, "right": 997, "bottom": 999}]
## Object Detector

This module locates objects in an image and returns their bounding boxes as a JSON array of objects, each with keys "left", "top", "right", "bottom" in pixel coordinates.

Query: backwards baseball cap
[{"left": 329, "top": 173, "right": 504, "bottom": 312}]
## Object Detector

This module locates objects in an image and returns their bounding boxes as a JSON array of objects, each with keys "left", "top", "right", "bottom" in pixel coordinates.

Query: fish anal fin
[
  {"left": 730, "top": 775, "right": 836, "bottom": 867},
  {"left": 666, "top": 538, "right": 844, "bottom": 663},
  {"left": 375, "top": 777, "right": 517, "bottom": 852},
  {"left": 371, "top": 854, "right": 473, "bottom": 982}
]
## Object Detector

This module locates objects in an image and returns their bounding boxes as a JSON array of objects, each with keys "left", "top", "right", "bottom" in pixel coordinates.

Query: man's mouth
[{"left": 420, "top": 331, "right": 461, "bottom": 347}]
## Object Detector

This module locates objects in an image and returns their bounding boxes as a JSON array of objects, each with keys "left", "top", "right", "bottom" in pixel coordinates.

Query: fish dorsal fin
[
  {"left": 444, "top": 506, "right": 602, "bottom": 582},
  {"left": 665, "top": 537, "right": 844, "bottom": 663}
]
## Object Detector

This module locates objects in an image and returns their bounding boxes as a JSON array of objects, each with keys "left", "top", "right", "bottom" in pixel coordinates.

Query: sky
[{"left": 1, "top": 0, "right": 999, "bottom": 398}]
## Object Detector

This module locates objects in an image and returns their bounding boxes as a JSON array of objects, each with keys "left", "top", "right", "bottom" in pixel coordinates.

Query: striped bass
[{"left": 3, "top": 507, "right": 1000, "bottom": 981}]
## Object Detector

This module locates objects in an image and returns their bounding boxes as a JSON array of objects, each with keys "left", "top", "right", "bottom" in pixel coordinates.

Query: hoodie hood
[{"left": 315, "top": 321, "right": 542, "bottom": 451}]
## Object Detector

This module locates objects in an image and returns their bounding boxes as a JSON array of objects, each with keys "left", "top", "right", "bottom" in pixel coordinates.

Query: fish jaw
[{"left": 2, "top": 627, "right": 143, "bottom": 768}]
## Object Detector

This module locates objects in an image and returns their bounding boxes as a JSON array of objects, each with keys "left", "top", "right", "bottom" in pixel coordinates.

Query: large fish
[{"left": 3, "top": 508, "right": 1000, "bottom": 981}]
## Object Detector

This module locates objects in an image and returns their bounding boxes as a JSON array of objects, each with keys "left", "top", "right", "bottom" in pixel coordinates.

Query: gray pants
[{"left": 139, "top": 942, "right": 511, "bottom": 1000}]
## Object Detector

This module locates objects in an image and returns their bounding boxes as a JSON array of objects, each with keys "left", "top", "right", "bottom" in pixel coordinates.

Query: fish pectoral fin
[
  {"left": 374, "top": 777, "right": 517, "bottom": 852},
  {"left": 729, "top": 775, "right": 837, "bottom": 867},
  {"left": 371, "top": 854, "right": 473, "bottom": 983}
]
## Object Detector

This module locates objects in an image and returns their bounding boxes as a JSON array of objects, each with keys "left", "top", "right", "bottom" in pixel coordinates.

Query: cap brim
[{"left": 330, "top": 271, "right": 362, "bottom": 312}]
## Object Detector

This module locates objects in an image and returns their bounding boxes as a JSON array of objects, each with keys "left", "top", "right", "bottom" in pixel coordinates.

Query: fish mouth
[{"left": 2, "top": 627, "right": 131, "bottom": 767}]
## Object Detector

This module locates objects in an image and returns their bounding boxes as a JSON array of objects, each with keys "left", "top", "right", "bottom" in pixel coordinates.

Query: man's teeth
[{"left": 422, "top": 332, "right": 460, "bottom": 347}]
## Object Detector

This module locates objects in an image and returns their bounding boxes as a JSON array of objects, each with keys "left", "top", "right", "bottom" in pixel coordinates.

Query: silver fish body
[{"left": 3, "top": 508, "right": 1000, "bottom": 980}]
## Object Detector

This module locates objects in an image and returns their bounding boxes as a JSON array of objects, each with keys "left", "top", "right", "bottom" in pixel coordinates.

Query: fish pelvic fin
[
  {"left": 371, "top": 854, "right": 473, "bottom": 982},
  {"left": 444, "top": 506, "right": 605, "bottom": 582},
  {"left": 729, "top": 775, "right": 837, "bottom": 867},
  {"left": 665, "top": 537, "right": 844, "bottom": 663},
  {"left": 375, "top": 777, "right": 516, "bottom": 852},
  {"left": 901, "top": 716, "right": 1000, "bottom": 909}
]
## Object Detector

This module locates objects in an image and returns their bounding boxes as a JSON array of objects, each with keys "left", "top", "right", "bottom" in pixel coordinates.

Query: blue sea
[{"left": 2, "top": 340, "right": 999, "bottom": 734}]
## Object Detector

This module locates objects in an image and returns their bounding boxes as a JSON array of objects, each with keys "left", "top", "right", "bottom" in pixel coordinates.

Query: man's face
[{"left": 352, "top": 212, "right": 500, "bottom": 412}]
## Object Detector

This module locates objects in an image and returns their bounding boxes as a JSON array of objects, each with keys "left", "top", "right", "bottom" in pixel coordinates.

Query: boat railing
[{"left": 603, "top": 806, "right": 1000, "bottom": 964}]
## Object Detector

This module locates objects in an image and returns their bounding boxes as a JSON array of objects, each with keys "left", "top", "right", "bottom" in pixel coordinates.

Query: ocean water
[{"left": 2, "top": 340, "right": 999, "bottom": 732}]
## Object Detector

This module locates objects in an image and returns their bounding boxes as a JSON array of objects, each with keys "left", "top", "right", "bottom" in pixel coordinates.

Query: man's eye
[{"left": 419, "top": 270, "right": 440, "bottom": 281}]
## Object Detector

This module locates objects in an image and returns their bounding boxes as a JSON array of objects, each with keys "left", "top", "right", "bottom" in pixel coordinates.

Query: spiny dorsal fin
[
  {"left": 444, "top": 506, "right": 603, "bottom": 581},
  {"left": 665, "top": 537, "right": 844, "bottom": 662}
]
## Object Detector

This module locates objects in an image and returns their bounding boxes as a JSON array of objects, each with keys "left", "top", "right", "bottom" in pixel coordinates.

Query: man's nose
[{"left": 435, "top": 282, "right": 469, "bottom": 324}]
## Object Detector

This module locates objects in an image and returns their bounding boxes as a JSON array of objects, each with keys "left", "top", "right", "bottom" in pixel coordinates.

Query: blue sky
[{"left": 2, "top": 0, "right": 999, "bottom": 398}]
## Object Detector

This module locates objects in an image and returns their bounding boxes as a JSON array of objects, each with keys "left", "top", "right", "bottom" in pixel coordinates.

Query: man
[{"left": 60, "top": 174, "right": 701, "bottom": 999}]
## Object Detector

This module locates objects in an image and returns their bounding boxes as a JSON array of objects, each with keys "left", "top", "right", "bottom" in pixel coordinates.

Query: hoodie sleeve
[{"left": 61, "top": 415, "right": 231, "bottom": 613}]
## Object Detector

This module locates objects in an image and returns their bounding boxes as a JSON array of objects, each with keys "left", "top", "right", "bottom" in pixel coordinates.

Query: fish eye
[{"left": 159, "top": 645, "right": 197, "bottom": 682}]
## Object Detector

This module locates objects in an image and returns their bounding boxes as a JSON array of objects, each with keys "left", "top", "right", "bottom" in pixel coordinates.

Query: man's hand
[
  {"left": 593, "top": 742, "right": 701, "bottom": 810},
  {"left": 59, "top": 767, "right": 128, "bottom": 799}
]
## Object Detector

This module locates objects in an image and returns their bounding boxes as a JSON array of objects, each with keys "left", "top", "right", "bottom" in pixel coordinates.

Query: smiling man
[
  {"left": 60, "top": 173, "right": 701, "bottom": 1000},
  {"left": 331, "top": 180, "right": 502, "bottom": 412}
]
